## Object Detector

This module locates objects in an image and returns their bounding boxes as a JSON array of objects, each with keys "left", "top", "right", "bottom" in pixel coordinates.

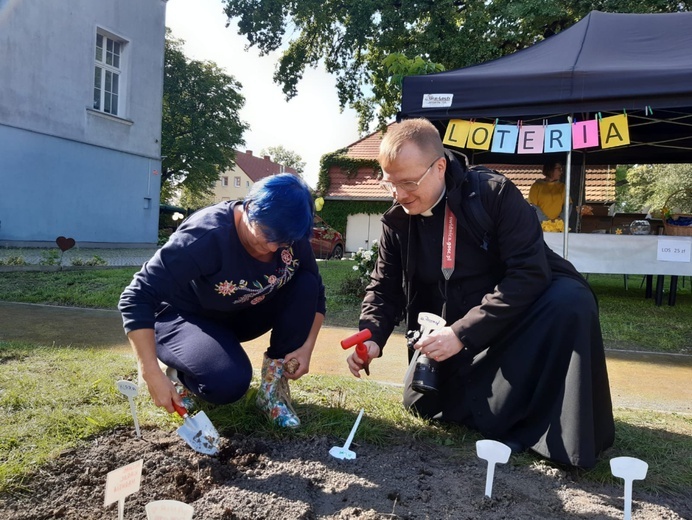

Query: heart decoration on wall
[{"left": 56, "top": 236, "right": 76, "bottom": 252}]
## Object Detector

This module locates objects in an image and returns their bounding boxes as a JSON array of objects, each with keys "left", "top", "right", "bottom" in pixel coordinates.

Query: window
[
  {"left": 94, "top": 32, "right": 124, "bottom": 116},
  {"left": 246, "top": 181, "right": 250, "bottom": 187},
  {"left": 234, "top": 176, "right": 241, "bottom": 188},
  {"left": 222, "top": 176, "right": 229, "bottom": 187}
]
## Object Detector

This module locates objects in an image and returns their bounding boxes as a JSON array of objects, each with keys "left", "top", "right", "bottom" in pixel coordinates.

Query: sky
[{"left": 165, "top": 0, "right": 363, "bottom": 188}]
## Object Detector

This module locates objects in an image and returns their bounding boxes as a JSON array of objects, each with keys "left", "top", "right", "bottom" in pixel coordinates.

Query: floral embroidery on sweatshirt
[{"left": 214, "top": 247, "right": 299, "bottom": 304}]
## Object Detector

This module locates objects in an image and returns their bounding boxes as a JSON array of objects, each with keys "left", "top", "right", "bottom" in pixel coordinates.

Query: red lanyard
[{"left": 441, "top": 203, "right": 456, "bottom": 281}]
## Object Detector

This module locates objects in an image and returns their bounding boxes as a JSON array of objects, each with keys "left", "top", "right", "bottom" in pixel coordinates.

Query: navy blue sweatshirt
[{"left": 119, "top": 201, "right": 326, "bottom": 333}]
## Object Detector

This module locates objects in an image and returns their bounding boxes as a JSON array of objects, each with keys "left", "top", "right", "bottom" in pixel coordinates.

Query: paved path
[{"left": 1, "top": 301, "right": 690, "bottom": 415}]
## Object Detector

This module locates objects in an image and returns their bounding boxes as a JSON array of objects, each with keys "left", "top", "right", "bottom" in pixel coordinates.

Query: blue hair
[{"left": 243, "top": 174, "right": 314, "bottom": 244}]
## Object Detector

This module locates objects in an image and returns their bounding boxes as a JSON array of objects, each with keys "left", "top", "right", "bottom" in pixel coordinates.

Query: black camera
[{"left": 407, "top": 330, "right": 440, "bottom": 394}]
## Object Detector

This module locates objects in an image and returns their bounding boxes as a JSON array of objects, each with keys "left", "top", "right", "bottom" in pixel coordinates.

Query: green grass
[
  {"left": 0, "top": 264, "right": 690, "bottom": 353},
  {"left": 0, "top": 342, "right": 172, "bottom": 492},
  {"left": 0, "top": 341, "right": 689, "bottom": 496},
  {"left": 0, "top": 268, "right": 136, "bottom": 309},
  {"left": 588, "top": 274, "right": 692, "bottom": 354}
]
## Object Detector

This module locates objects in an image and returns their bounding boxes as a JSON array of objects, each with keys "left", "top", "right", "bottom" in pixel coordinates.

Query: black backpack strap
[{"left": 464, "top": 166, "right": 497, "bottom": 251}]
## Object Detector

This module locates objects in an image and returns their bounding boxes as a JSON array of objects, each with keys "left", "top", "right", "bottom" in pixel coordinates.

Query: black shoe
[{"left": 501, "top": 438, "right": 526, "bottom": 454}]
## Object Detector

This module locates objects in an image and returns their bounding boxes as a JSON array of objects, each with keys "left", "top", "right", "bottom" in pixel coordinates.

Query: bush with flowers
[{"left": 341, "top": 241, "right": 378, "bottom": 297}]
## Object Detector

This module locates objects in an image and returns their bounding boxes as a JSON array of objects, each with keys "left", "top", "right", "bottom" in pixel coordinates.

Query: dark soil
[{"left": 0, "top": 427, "right": 689, "bottom": 519}]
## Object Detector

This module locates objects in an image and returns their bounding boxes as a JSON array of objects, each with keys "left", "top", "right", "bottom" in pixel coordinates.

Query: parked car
[{"left": 311, "top": 215, "right": 344, "bottom": 260}]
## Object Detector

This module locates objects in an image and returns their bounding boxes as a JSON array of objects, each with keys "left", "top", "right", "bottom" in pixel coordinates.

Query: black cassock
[{"left": 402, "top": 201, "right": 615, "bottom": 468}]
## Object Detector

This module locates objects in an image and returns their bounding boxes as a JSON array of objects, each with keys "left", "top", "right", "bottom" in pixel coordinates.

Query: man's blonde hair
[{"left": 378, "top": 118, "right": 445, "bottom": 167}]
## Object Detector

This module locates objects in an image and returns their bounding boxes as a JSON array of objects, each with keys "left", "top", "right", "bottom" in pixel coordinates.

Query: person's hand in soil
[
  {"left": 145, "top": 369, "right": 183, "bottom": 413},
  {"left": 347, "top": 340, "right": 381, "bottom": 378},
  {"left": 127, "top": 328, "right": 183, "bottom": 413},
  {"left": 414, "top": 326, "right": 463, "bottom": 362}
]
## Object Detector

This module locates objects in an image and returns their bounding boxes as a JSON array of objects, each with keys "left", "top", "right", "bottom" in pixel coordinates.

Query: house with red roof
[
  {"left": 212, "top": 150, "right": 298, "bottom": 202},
  {"left": 317, "top": 128, "right": 616, "bottom": 253}
]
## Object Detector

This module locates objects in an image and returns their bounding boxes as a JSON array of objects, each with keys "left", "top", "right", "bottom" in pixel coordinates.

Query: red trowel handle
[
  {"left": 172, "top": 401, "right": 189, "bottom": 419},
  {"left": 341, "top": 329, "right": 372, "bottom": 375}
]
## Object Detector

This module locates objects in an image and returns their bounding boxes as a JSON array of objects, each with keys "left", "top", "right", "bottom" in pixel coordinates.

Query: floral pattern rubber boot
[{"left": 256, "top": 354, "right": 300, "bottom": 428}]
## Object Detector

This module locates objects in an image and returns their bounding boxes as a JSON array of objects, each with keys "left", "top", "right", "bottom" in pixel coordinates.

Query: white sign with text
[
  {"left": 657, "top": 238, "right": 691, "bottom": 263},
  {"left": 146, "top": 500, "right": 194, "bottom": 520}
]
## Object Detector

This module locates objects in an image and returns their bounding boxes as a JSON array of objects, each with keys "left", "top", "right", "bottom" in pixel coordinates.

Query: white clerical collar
[{"left": 420, "top": 188, "right": 447, "bottom": 217}]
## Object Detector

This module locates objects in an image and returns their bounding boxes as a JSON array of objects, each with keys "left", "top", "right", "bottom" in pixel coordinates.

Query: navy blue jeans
[{"left": 155, "top": 269, "right": 320, "bottom": 405}]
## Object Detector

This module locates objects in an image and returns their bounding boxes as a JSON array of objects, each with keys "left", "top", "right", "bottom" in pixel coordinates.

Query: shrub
[
  {"left": 71, "top": 256, "right": 107, "bottom": 267},
  {"left": 39, "top": 250, "right": 60, "bottom": 266},
  {"left": 341, "top": 241, "right": 378, "bottom": 297},
  {"left": 0, "top": 256, "right": 28, "bottom": 266}
]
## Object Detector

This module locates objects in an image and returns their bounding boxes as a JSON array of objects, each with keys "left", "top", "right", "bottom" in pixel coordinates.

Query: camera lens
[{"left": 411, "top": 355, "right": 439, "bottom": 394}]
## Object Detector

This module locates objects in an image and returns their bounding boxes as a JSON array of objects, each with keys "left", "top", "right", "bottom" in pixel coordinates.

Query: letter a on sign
[
  {"left": 599, "top": 114, "right": 630, "bottom": 149},
  {"left": 443, "top": 119, "right": 471, "bottom": 147}
]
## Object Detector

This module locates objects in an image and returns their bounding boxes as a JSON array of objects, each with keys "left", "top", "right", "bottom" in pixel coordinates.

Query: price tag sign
[
  {"left": 104, "top": 459, "right": 143, "bottom": 507},
  {"left": 146, "top": 500, "right": 194, "bottom": 520},
  {"left": 657, "top": 238, "right": 692, "bottom": 263}
]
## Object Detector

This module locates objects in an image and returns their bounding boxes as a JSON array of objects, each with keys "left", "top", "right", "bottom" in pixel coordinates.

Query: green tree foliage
[
  {"left": 161, "top": 32, "right": 249, "bottom": 202},
  {"left": 260, "top": 145, "right": 306, "bottom": 175},
  {"left": 620, "top": 164, "right": 692, "bottom": 214},
  {"left": 223, "top": 0, "right": 688, "bottom": 130}
]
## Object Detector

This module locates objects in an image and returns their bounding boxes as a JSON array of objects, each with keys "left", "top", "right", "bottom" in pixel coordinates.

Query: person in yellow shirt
[{"left": 529, "top": 162, "right": 569, "bottom": 223}]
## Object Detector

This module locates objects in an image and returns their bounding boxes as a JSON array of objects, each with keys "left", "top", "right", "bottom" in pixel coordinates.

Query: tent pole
[{"left": 563, "top": 115, "right": 573, "bottom": 258}]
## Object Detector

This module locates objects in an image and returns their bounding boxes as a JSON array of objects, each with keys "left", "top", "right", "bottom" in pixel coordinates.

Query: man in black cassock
[{"left": 346, "top": 118, "right": 614, "bottom": 468}]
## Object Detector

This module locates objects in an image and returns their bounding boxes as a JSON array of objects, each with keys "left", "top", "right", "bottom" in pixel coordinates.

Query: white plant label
[
  {"left": 116, "top": 380, "right": 141, "bottom": 438},
  {"left": 146, "top": 499, "right": 194, "bottom": 520},
  {"left": 104, "top": 459, "right": 143, "bottom": 506},
  {"left": 656, "top": 238, "right": 691, "bottom": 262},
  {"left": 116, "top": 380, "right": 139, "bottom": 397}
]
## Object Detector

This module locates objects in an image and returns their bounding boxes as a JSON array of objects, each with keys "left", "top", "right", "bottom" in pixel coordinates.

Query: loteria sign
[{"left": 443, "top": 114, "right": 630, "bottom": 154}]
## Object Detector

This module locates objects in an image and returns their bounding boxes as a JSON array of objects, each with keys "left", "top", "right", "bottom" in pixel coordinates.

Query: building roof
[
  {"left": 485, "top": 164, "right": 616, "bottom": 203},
  {"left": 233, "top": 150, "right": 297, "bottom": 182},
  {"left": 324, "top": 130, "right": 616, "bottom": 203}
]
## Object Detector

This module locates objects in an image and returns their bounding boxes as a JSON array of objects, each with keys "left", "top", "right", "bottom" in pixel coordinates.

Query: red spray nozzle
[{"left": 341, "top": 329, "right": 372, "bottom": 375}]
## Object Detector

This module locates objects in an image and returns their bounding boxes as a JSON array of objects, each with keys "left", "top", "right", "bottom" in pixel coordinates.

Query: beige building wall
[{"left": 212, "top": 166, "right": 254, "bottom": 202}]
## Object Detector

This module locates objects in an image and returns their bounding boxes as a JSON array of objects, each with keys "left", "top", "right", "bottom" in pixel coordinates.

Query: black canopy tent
[
  {"left": 399, "top": 10, "right": 692, "bottom": 255},
  {"left": 399, "top": 10, "right": 692, "bottom": 166}
]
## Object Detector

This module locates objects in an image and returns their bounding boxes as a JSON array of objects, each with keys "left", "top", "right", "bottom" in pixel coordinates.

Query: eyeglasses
[{"left": 379, "top": 156, "right": 443, "bottom": 195}]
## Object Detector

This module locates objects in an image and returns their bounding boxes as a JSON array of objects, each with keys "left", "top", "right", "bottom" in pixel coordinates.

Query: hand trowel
[{"left": 172, "top": 402, "right": 220, "bottom": 456}]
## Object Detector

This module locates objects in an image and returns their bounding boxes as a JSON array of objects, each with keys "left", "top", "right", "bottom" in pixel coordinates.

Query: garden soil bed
[{"left": 0, "top": 427, "right": 689, "bottom": 519}]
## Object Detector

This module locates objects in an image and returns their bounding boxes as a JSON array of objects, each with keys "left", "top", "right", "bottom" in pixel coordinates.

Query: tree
[
  {"left": 222, "top": 0, "right": 689, "bottom": 130},
  {"left": 161, "top": 31, "right": 249, "bottom": 202},
  {"left": 259, "top": 145, "right": 306, "bottom": 175},
  {"left": 619, "top": 164, "right": 692, "bottom": 214}
]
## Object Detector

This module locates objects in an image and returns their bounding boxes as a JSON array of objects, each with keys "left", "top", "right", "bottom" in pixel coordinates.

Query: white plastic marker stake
[
  {"left": 104, "top": 459, "right": 143, "bottom": 520},
  {"left": 146, "top": 499, "right": 194, "bottom": 520},
  {"left": 610, "top": 456, "right": 648, "bottom": 520},
  {"left": 417, "top": 312, "right": 446, "bottom": 337},
  {"left": 329, "top": 408, "right": 365, "bottom": 460},
  {"left": 116, "top": 380, "right": 141, "bottom": 438},
  {"left": 476, "top": 440, "right": 512, "bottom": 498}
]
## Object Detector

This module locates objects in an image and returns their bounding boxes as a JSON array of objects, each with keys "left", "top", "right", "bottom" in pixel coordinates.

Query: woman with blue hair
[{"left": 119, "top": 174, "right": 324, "bottom": 428}]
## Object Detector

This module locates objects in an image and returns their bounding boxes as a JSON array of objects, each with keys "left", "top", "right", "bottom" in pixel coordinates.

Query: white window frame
[
  {"left": 93, "top": 30, "right": 126, "bottom": 116},
  {"left": 234, "top": 176, "right": 241, "bottom": 188},
  {"left": 222, "top": 176, "right": 229, "bottom": 187}
]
